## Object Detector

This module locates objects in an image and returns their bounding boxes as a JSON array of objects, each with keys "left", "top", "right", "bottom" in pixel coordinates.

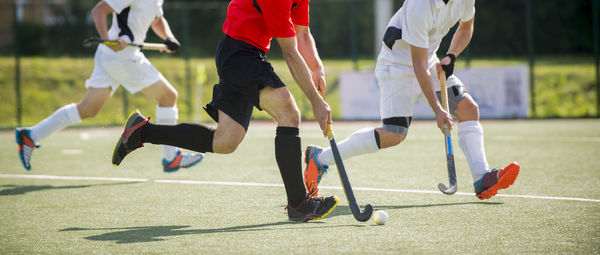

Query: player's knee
[
  {"left": 275, "top": 105, "right": 301, "bottom": 127},
  {"left": 218, "top": 142, "right": 239, "bottom": 154},
  {"left": 381, "top": 130, "right": 406, "bottom": 147},
  {"left": 77, "top": 105, "right": 101, "bottom": 119},
  {"left": 161, "top": 89, "right": 178, "bottom": 106},
  {"left": 213, "top": 139, "right": 240, "bottom": 154},
  {"left": 455, "top": 99, "right": 479, "bottom": 120},
  {"left": 386, "top": 133, "right": 406, "bottom": 146},
  {"left": 213, "top": 132, "right": 242, "bottom": 154}
]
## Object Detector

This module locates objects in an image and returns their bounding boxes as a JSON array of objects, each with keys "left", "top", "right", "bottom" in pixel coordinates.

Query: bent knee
[
  {"left": 213, "top": 135, "right": 242, "bottom": 154},
  {"left": 76, "top": 105, "right": 101, "bottom": 119},
  {"left": 277, "top": 107, "right": 301, "bottom": 127},
  {"left": 376, "top": 128, "right": 406, "bottom": 148},
  {"left": 160, "top": 89, "right": 178, "bottom": 106},
  {"left": 455, "top": 99, "right": 479, "bottom": 120},
  {"left": 386, "top": 133, "right": 405, "bottom": 146},
  {"left": 214, "top": 141, "right": 239, "bottom": 154}
]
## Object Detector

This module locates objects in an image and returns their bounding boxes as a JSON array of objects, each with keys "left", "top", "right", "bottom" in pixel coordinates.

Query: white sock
[
  {"left": 319, "top": 127, "right": 380, "bottom": 166},
  {"left": 458, "top": 120, "right": 489, "bottom": 182},
  {"left": 30, "top": 103, "right": 81, "bottom": 142},
  {"left": 156, "top": 105, "right": 180, "bottom": 161}
]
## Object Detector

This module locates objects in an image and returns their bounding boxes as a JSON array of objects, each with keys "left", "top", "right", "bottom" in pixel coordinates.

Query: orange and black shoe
[
  {"left": 304, "top": 145, "right": 329, "bottom": 197},
  {"left": 286, "top": 195, "right": 339, "bottom": 222},
  {"left": 112, "top": 110, "right": 150, "bottom": 166},
  {"left": 474, "top": 162, "right": 520, "bottom": 200},
  {"left": 15, "top": 128, "right": 40, "bottom": 170},
  {"left": 162, "top": 149, "right": 204, "bottom": 173}
]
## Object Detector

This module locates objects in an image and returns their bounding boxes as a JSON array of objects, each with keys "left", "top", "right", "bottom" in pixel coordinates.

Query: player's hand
[
  {"left": 312, "top": 98, "right": 332, "bottom": 137},
  {"left": 312, "top": 68, "right": 326, "bottom": 95},
  {"left": 163, "top": 37, "right": 180, "bottom": 53},
  {"left": 108, "top": 38, "right": 127, "bottom": 52},
  {"left": 436, "top": 54, "right": 456, "bottom": 79},
  {"left": 435, "top": 107, "right": 453, "bottom": 134}
]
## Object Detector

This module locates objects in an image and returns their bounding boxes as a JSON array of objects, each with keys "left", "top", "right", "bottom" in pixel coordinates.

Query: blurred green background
[{"left": 1, "top": 0, "right": 599, "bottom": 127}]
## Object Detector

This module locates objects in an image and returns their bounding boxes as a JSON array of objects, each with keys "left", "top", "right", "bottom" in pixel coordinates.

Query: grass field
[{"left": 1, "top": 119, "right": 599, "bottom": 254}]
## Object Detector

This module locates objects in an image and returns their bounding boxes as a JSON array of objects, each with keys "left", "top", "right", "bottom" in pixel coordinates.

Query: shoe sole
[
  {"left": 112, "top": 110, "right": 143, "bottom": 166},
  {"left": 477, "top": 162, "right": 520, "bottom": 200}
]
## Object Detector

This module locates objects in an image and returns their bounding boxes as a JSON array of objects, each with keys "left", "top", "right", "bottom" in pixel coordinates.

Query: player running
[
  {"left": 304, "top": 0, "right": 520, "bottom": 200},
  {"left": 111, "top": 0, "right": 338, "bottom": 222},
  {"left": 15, "top": 0, "right": 204, "bottom": 172}
]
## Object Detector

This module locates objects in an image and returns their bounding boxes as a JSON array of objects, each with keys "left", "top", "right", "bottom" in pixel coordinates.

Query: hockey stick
[
  {"left": 321, "top": 92, "right": 373, "bottom": 221},
  {"left": 437, "top": 70, "right": 457, "bottom": 195},
  {"left": 83, "top": 37, "right": 167, "bottom": 51}
]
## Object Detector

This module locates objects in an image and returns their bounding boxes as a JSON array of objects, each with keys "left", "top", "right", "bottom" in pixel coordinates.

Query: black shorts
[{"left": 204, "top": 35, "right": 285, "bottom": 130}]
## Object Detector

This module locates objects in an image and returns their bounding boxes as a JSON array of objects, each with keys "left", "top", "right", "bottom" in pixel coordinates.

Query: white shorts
[
  {"left": 85, "top": 48, "right": 164, "bottom": 95},
  {"left": 375, "top": 64, "right": 467, "bottom": 119}
]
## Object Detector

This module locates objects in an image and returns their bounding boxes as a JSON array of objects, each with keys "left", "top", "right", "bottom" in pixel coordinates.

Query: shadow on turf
[
  {"left": 328, "top": 202, "right": 503, "bottom": 218},
  {"left": 60, "top": 222, "right": 365, "bottom": 244},
  {"left": 58, "top": 202, "right": 500, "bottom": 244},
  {"left": 0, "top": 182, "right": 138, "bottom": 196}
]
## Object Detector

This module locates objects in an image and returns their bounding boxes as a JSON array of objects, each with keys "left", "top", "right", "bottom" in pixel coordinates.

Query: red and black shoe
[
  {"left": 286, "top": 195, "right": 339, "bottom": 222},
  {"left": 15, "top": 128, "right": 40, "bottom": 170},
  {"left": 112, "top": 110, "right": 150, "bottom": 166},
  {"left": 474, "top": 162, "right": 520, "bottom": 200}
]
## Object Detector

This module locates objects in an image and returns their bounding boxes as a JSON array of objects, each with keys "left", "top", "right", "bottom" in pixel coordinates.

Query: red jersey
[{"left": 223, "top": 0, "right": 310, "bottom": 52}]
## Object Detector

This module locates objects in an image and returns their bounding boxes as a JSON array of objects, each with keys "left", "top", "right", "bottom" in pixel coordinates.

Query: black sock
[
  {"left": 140, "top": 122, "right": 215, "bottom": 153},
  {"left": 274, "top": 126, "right": 306, "bottom": 207}
]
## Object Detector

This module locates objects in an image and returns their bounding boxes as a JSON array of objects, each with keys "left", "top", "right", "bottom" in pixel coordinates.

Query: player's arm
[
  {"left": 276, "top": 36, "right": 331, "bottom": 136},
  {"left": 410, "top": 45, "right": 453, "bottom": 132},
  {"left": 151, "top": 16, "right": 180, "bottom": 53},
  {"left": 91, "top": 1, "right": 126, "bottom": 51},
  {"left": 437, "top": 18, "right": 474, "bottom": 77},
  {"left": 448, "top": 18, "right": 474, "bottom": 58},
  {"left": 295, "top": 25, "right": 326, "bottom": 95}
]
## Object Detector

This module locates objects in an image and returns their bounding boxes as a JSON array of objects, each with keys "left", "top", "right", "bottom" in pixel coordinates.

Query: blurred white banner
[{"left": 339, "top": 66, "right": 529, "bottom": 120}]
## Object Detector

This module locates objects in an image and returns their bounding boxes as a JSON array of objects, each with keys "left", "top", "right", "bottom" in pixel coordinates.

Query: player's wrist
[
  {"left": 441, "top": 53, "right": 456, "bottom": 79},
  {"left": 163, "top": 37, "right": 180, "bottom": 52},
  {"left": 445, "top": 53, "right": 456, "bottom": 63}
]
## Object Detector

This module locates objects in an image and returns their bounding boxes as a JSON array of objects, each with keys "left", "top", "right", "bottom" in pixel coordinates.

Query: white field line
[{"left": 1, "top": 174, "right": 599, "bottom": 203}]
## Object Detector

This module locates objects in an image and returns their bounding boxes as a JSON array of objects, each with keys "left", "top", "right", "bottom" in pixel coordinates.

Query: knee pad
[{"left": 382, "top": 117, "right": 411, "bottom": 135}]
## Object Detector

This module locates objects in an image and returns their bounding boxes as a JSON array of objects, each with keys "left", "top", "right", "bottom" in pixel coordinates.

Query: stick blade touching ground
[{"left": 438, "top": 182, "right": 457, "bottom": 195}]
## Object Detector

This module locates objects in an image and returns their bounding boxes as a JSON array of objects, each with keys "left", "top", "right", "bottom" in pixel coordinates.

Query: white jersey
[
  {"left": 376, "top": 0, "right": 475, "bottom": 69},
  {"left": 99, "top": 0, "right": 164, "bottom": 58}
]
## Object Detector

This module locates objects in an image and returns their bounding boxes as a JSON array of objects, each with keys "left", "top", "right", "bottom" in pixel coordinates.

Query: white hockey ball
[{"left": 373, "top": 210, "right": 388, "bottom": 225}]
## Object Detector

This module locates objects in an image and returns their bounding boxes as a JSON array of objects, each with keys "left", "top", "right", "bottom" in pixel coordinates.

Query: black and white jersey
[
  {"left": 100, "top": 0, "right": 164, "bottom": 57},
  {"left": 377, "top": 0, "right": 475, "bottom": 68}
]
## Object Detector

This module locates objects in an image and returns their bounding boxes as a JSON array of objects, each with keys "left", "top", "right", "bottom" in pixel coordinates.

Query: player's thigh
[
  {"left": 85, "top": 50, "right": 120, "bottom": 94},
  {"left": 76, "top": 87, "right": 112, "bottom": 118},
  {"left": 101, "top": 53, "right": 165, "bottom": 95},
  {"left": 376, "top": 65, "right": 420, "bottom": 119},
  {"left": 213, "top": 110, "right": 246, "bottom": 154},
  {"left": 259, "top": 86, "right": 300, "bottom": 127},
  {"left": 140, "top": 76, "right": 178, "bottom": 107}
]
